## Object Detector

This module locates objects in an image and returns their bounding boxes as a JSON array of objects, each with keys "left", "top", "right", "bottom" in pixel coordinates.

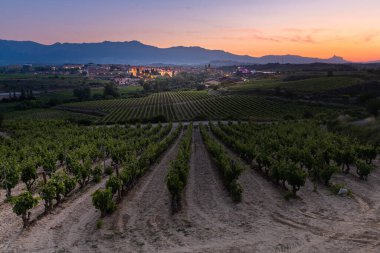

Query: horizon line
[{"left": 0, "top": 38, "right": 359, "bottom": 63}]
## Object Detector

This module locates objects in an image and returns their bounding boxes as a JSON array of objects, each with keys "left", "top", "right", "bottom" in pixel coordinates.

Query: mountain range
[{"left": 0, "top": 39, "right": 349, "bottom": 66}]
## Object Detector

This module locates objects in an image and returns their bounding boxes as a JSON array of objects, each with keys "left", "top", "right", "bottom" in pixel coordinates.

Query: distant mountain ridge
[{"left": 0, "top": 39, "right": 350, "bottom": 65}]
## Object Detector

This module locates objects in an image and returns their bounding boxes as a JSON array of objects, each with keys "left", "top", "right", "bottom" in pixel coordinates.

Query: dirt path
[{"left": 101, "top": 130, "right": 186, "bottom": 252}]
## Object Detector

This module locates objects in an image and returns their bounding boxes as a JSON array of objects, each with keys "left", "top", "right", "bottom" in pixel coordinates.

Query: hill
[{"left": 0, "top": 39, "right": 349, "bottom": 65}]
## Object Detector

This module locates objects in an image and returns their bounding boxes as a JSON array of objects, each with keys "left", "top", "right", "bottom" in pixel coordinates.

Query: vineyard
[
  {"left": 57, "top": 90, "right": 338, "bottom": 123},
  {"left": 0, "top": 120, "right": 176, "bottom": 226},
  {"left": 209, "top": 121, "right": 378, "bottom": 195},
  {"left": 228, "top": 76, "right": 362, "bottom": 93},
  {"left": 1, "top": 119, "right": 380, "bottom": 252}
]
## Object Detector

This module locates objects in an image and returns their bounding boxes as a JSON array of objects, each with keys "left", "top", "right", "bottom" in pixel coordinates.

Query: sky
[{"left": 0, "top": 0, "right": 379, "bottom": 62}]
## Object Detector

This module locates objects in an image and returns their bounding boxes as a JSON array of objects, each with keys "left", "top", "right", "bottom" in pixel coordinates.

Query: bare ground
[{"left": 1, "top": 128, "right": 380, "bottom": 252}]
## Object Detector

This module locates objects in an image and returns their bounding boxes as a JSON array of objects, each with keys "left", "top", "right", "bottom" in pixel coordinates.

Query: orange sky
[{"left": 1, "top": 0, "right": 379, "bottom": 62}]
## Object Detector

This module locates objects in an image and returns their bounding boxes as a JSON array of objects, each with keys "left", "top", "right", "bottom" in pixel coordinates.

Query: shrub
[
  {"left": 96, "top": 219, "right": 103, "bottom": 229},
  {"left": 166, "top": 123, "right": 193, "bottom": 212},
  {"left": 92, "top": 165, "right": 103, "bottom": 183},
  {"left": 104, "top": 166, "right": 113, "bottom": 176},
  {"left": 284, "top": 190, "right": 295, "bottom": 201},
  {"left": 1, "top": 162, "right": 19, "bottom": 199},
  {"left": 20, "top": 160, "right": 38, "bottom": 191},
  {"left": 201, "top": 124, "right": 243, "bottom": 202},
  {"left": 106, "top": 176, "right": 122, "bottom": 195},
  {"left": 39, "top": 181, "right": 57, "bottom": 213},
  {"left": 62, "top": 174, "right": 77, "bottom": 196},
  {"left": 92, "top": 188, "right": 116, "bottom": 217},
  {"left": 356, "top": 160, "right": 372, "bottom": 180},
  {"left": 11, "top": 192, "right": 39, "bottom": 227}
]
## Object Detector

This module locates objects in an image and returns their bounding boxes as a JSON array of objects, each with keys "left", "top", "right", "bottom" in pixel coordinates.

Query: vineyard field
[
  {"left": 57, "top": 91, "right": 338, "bottom": 123},
  {"left": 228, "top": 76, "right": 362, "bottom": 93},
  {"left": 0, "top": 120, "right": 380, "bottom": 252}
]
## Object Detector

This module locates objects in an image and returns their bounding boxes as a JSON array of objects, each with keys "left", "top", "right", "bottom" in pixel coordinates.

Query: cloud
[
  {"left": 362, "top": 30, "right": 380, "bottom": 42},
  {"left": 215, "top": 27, "right": 380, "bottom": 45},
  {"left": 217, "top": 28, "right": 319, "bottom": 43}
]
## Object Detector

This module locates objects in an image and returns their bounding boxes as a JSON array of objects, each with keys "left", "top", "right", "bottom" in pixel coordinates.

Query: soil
[{"left": 1, "top": 128, "right": 380, "bottom": 252}]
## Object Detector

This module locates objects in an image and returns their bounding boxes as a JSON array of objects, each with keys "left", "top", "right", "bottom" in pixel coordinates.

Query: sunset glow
[{"left": 0, "top": 0, "right": 379, "bottom": 62}]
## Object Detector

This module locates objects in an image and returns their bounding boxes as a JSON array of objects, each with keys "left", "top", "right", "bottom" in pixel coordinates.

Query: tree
[
  {"left": 103, "top": 83, "right": 120, "bottom": 98},
  {"left": 141, "top": 80, "right": 152, "bottom": 92},
  {"left": 92, "top": 188, "right": 116, "bottom": 217},
  {"left": 1, "top": 162, "right": 19, "bottom": 199},
  {"left": 11, "top": 192, "right": 39, "bottom": 228},
  {"left": 73, "top": 86, "right": 91, "bottom": 101},
  {"left": 20, "top": 160, "right": 38, "bottom": 191}
]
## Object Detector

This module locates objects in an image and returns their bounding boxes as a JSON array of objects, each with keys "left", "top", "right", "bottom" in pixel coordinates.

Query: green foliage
[
  {"left": 320, "top": 165, "right": 338, "bottom": 186},
  {"left": 104, "top": 166, "right": 113, "bottom": 176},
  {"left": 73, "top": 85, "right": 91, "bottom": 101},
  {"left": 210, "top": 120, "right": 376, "bottom": 195},
  {"left": 61, "top": 173, "right": 77, "bottom": 196},
  {"left": 96, "top": 219, "right": 103, "bottom": 229},
  {"left": 60, "top": 90, "right": 337, "bottom": 124},
  {"left": 0, "top": 119, "right": 177, "bottom": 216},
  {"left": 20, "top": 159, "right": 38, "bottom": 191},
  {"left": 284, "top": 190, "right": 296, "bottom": 200},
  {"left": 229, "top": 180, "right": 243, "bottom": 202},
  {"left": 50, "top": 174, "right": 67, "bottom": 203},
  {"left": 356, "top": 160, "right": 372, "bottom": 181},
  {"left": 103, "top": 83, "right": 120, "bottom": 98},
  {"left": 39, "top": 181, "right": 57, "bottom": 212},
  {"left": 285, "top": 164, "right": 307, "bottom": 195},
  {"left": 200, "top": 124, "right": 243, "bottom": 201},
  {"left": 166, "top": 124, "right": 193, "bottom": 211},
  {"left": 41, "top": 152, "right": 57, "bottom": 176},
  {"left": 72, "top": 159, "right": 91, "bottom": 188},
  {"left": 106, "top": 176, "right": 122, "bottom": 195},
  {"left": 92, "top": 165, "right": 103, "bottom": 183},
  {"left": 11, "top": 191, "right": 39, "bottom": 227},
  {"left": 92, "top": 188, "right": 116, "bottom": 217},
  {"left": 365, "top": 98, "right": 380, "bottom": 117},
  {"left": 0, "top": 113, "right": 3, "bottom": 127},
  {"left": 120, "top": 155, "right": 139, "bottom": 188},
  {"left": 1, "top": 161, "right": 19, "bottom": 198},
  {"left": 356, "top": 145, "right": 378, "bottom": 164}
]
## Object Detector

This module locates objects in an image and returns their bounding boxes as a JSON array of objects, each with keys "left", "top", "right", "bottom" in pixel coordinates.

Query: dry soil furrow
[
  {"left": 5, "top": 178, "right": 108, "bottom": 253},
  {"left": 96, "top": 130, "right": 185, "bottom": 252}
]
